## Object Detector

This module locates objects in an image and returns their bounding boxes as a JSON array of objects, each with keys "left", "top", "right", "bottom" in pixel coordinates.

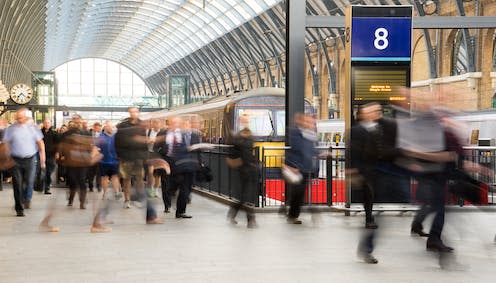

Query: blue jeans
[{"left": 11, "top": 156, "right": 37, "bottom": 212}]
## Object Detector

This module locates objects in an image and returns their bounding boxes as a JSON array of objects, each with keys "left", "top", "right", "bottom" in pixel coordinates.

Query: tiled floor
[{"left": 0, "top": 185, "right": 495, "bottom": 283}]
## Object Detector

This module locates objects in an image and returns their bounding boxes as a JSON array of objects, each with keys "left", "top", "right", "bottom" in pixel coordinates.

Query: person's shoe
[
  {"left": 228, "top": 217, "right": 238, "bottom": 225},
  {"left": 164, "top": 207, "right": 170, "bottom": 213},
  {"left": 89, "top": 188, "right": 94, "bottom": 192},
  {"left": 287, "top": 217, "right": 302, "bottom": 224},
  {"left": 39, "top": 225, "right": 60, "bottom": 232},
  {"left": 247, "top": 219, "right": 258, "bottom": 229},
  {"left": 114, "top": 192, "right": 123, "bottom": 201},
  {"left": 80, "top": 203, "right": 86, "bottom": 209},
  {"left": 426, "top": 240, "right": 454, "bottom": 253},
  {"left": 16, "top": 211, "right": 25, "bottom": 217},
  {"left": 411, "top": 227, "right": 430, "bottom": 237},
  {"left": 365, "top": 222, "right": 378, "bottom": 229},
  {"left": 44, "top": 190, "right": 52, "bottom": 195},
  {"left": 101, "top": 218, "right": 115, "bottom": 225},
  {"left": 176, "top": 213, "right": 193, "bottom": 219},
  {"left": 124, "top": 201, "right": 131, "bottom": 209},
  {"left": 146, "top": 218, "right": 164, "bottom": 224},
  {"left": 358, "top": 252, "right": 378, "bottom": 264},
  {"left": 90, "top": 225, "right": 112, "bottom": 233},
  {"left": 146, "top": 188, "right": 157, "bottom": 198},
  {"left": 23, "top": 201, "right": 31, "bottom": 209}
]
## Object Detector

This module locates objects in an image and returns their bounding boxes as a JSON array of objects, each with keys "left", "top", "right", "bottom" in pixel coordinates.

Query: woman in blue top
[{"left": 91, "top": 121, "right": 120, "bottom": 232}]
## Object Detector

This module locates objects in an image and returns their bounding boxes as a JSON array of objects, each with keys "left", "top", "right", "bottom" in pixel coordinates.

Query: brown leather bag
[
  {"left": 225, "top": 157, "right": 242, "bottom": 168},
  {"left": 57, "top": 135, "right": 102, "bottom": 167},
  {"left": 0, "top": 142, "right": 15, "bottom": 170}
]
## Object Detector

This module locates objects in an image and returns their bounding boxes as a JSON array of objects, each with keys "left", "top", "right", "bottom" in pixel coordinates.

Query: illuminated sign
[
  {"left": 351, "top": 17, "right": 412, "bottom": 61},
  {"left": 352, "top": 67, "right": 409, "bottom": 102}
]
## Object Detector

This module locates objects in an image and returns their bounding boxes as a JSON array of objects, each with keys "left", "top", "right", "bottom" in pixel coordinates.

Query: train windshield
[
  {"left": 237, "top": 109, "right": 274, "bottom": 136},
  {"left": 233, "top": 94, "right": 314, "bottom": 140},
  {"left": 276, "top": 110, "right": 285, "bottom": 136}
]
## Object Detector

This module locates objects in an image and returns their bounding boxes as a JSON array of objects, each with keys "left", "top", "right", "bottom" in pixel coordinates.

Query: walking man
[{"left": 2, "top": 107, "right": 45, "bottom": 216}]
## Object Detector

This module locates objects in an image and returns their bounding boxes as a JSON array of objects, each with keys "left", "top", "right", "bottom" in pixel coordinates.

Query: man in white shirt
[{"left": 2, "top": 107, "right": 45, "bottom": 216}]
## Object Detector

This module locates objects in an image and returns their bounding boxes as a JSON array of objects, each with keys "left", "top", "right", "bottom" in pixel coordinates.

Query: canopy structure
[{"left": 0, "top": 0, "right": 484, "bottom": 98}]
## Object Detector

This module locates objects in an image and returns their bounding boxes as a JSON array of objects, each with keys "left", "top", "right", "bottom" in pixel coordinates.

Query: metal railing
[
  {"left": 195, "top": 144, "right": 496, "bottom": 208},
  {"left": 195, "top": 144, "right": 347, "bottom": 208},
  {"left": 460, "top": 146, "right": 496, "bottom": 205}
]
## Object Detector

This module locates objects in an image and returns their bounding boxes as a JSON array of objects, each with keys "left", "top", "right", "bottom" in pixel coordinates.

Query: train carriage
[{"left": 142, "top": 88, "right": 318, "bottom": 205}]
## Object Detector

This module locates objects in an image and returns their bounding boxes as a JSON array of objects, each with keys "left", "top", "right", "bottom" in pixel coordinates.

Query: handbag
[
  {"left": 0, "top": 142, "right": 15, "bottom": 170},
  {"left": 57, "top": 135, "right": 103, "bottom": 167},
  {"left": 225, "top": 157, "right": 242, "bottom": 168},
  {"left": 282, "top": 164, "right": 302, "bottom": 185},
  {"left": 196, "top": 164, "right": 213, "bottom": 182},
  {"left": 447, "top": 169, "right": 484, "bottom": 204}
]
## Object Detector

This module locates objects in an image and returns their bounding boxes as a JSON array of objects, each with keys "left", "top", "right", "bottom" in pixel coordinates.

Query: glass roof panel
[{"left": 45, "top": 0, "right": 282, "bottom": 78}]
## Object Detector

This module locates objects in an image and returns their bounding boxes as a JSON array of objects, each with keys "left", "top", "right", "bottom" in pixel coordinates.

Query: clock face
[{"left": 10, "top": 83, "right": 33, "bottom": 104}]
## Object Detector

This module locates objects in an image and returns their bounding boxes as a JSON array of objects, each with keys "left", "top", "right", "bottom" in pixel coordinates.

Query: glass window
[
  {"left": 94, "top": 71, "right": 106, "bottom": 85},
  {"left": 107, "top": 72, "right": 120, "bottom": 86},
  {"left": 95, "top": 84, "right": 106, "bottom": 97},
  {"left": 121, "top": 85, "right": 133, "bottom": 97},
  {"left": 237, "top": 109, "right": 273, "bottom": 136},
  {"left": 58, "top": 83, "right": 68, "bottom": 96},
  {"left": 53, "top": 58, "right": 153, "bottom": 107},
  {"left": 107, "top": 84, "right": 120, "bottom": 96},
  {"left": 81, "top": 58, "right": 94, "bottom": 72},
  {"left": 452, "top": 30, "right": 468, "bottom": 75},
  {"left": 68, "top": 71, "right": 80, "bottom": 84},
  {"left": 94, "top": 59, "right": 107, "bottom": 73},
  {"left": 81, "top": 72, "right": 94, "bottom": 85},
  {"left": 493, "top": 33, "right": 496, "bottom": 71},
  {"left": 68, "top": 84, "right": 80, "bottom": 96},
  {"left": 81, "top": 83, "right": 93, "bottom": 97},
  {"left": 67, "top": 60, "right": 80, "bottom": 73},
  {"left": 276, "top": 110, "right": 285, "bottom": 136}
]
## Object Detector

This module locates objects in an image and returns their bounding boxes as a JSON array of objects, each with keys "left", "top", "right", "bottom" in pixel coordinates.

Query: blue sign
[{"left": 351, "top": 17, "right": 411, "bottom": 61}]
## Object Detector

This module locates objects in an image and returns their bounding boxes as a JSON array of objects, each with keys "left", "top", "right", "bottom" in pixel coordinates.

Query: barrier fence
[{"left": 196, "top": 145, "right": 495, "bottom": 208}]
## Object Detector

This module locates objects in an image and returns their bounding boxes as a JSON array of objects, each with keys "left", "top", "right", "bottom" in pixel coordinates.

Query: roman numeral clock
[{"left": 10, "top": 83, "right": 33, "bottom": 104}]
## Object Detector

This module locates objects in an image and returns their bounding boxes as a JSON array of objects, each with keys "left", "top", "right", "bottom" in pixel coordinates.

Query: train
[{"left": 141, "top": 87, "right": 314, "bottom": 149}]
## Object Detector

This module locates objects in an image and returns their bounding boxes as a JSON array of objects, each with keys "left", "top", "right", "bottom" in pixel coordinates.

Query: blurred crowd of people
[
  {"left": 0, "top": 106, "right": 207, "bottom": 233},
  {"left": 349, "top": 87, "right": 494, "bottom": 267},
  {"left": 0, "top": 86, "right": 495, "bottom": 270}
]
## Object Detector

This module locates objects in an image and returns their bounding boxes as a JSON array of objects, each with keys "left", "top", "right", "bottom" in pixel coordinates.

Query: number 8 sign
[{"left": 351, "top": 17, "right": 411, "bottom": 61}]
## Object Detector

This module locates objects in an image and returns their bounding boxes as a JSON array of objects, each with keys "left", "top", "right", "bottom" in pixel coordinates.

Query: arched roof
[{"left": 1, "top": 0, "right": 486, "bottom": 96}]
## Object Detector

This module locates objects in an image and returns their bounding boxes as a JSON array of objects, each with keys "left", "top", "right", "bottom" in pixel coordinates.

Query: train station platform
[{"left": 0, "top": 185, "right": 495, "bottom": 283}]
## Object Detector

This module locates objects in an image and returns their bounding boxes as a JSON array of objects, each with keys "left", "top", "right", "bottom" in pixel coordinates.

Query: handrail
[
  {"left": 260, "top": 145, "right": 345, "bottom": 150},
  {"left": 462, "top": 146, "right": 496, "bottom": 150}
]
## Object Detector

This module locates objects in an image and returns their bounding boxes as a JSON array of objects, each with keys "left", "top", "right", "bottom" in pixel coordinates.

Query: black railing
[
  {"left": 194, "top": 145, "right": 496, "bottom": 208},
  {"left": 195, "top": 144, "right": 346, "bottom": 208}
]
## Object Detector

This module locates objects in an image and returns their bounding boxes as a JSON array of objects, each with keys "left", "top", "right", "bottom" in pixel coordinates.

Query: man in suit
[
  {"left": 350, "top": 102, "right": 407, "bottom": 264},
  {"left": 157, "top": 116, "right": 182, "bottom": 213}
]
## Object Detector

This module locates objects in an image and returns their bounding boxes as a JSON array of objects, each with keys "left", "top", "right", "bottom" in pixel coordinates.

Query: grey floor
[{"left": 0, "top": 185, "right": 495, "bottom": 283}]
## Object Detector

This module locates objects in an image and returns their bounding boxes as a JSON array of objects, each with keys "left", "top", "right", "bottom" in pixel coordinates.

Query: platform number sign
[
  {"left": 351, "top": 17, "right": 412, "bottom": 61},
  {"left": 374, "top": 28, "right": 388, "bottom": 50}
]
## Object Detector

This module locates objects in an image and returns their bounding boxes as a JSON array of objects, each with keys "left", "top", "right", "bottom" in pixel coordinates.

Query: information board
[{"left": 351, "top": 66, "right": 409, "bottom": 102}]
